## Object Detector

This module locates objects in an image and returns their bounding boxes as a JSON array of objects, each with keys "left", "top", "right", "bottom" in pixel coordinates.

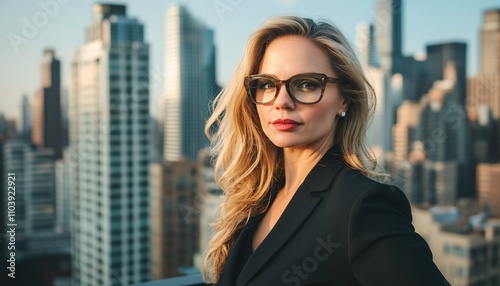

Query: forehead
[{"left": 258, "top": 35, "right": 335, "bottom": 77}]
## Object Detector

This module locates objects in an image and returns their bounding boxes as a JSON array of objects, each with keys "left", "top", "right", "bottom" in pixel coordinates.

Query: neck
[{"left": 280, "top": 142, "right": 333, "bottom": 197}]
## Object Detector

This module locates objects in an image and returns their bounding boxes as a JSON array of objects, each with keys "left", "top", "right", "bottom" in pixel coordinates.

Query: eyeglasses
[{"left": 244, "top": 72, "right": 344, "bottom": 105}]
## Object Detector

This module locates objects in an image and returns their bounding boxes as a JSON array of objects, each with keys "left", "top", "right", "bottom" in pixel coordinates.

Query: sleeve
[{"left": 348, "top": 184, "right": 451, "bottom": 286}]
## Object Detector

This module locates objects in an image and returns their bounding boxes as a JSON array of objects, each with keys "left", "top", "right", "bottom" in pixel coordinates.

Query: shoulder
[
  {"left": 330, "top": 165, "right": 411, "bottom": 219},
  {"left": 338, "top": 168, "right": 448, "bottom": 285}
]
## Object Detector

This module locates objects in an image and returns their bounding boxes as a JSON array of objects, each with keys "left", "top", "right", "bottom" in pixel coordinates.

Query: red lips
[{"left": 271, "top": 119, "right": 301, "bottom": 131}]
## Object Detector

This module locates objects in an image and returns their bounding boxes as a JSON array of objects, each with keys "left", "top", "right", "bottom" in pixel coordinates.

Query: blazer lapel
[
  {"left": 236, "top": 147, "right": 344, "bottom": 285},
  {"left": 218, "top": 216, "right": 261, "bottom": 285},
  {"left": 236, "top": 187, "right": 322, "bottom": 285}
]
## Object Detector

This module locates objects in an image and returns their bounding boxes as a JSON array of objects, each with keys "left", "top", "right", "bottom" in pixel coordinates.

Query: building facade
[
  {"left": 356, "top": 22, "right": 379, "bottom": 68},
  {"left": 150, "top": 160, "right": 200, "bottom": 279},
  {"left": 2, "top": 141, "right": 57, "bottom": 252},
  {"left": 477, "top": 163, "right": 500, "bottom": 217},
  {"left": 425, "top": 42, "right": 467, "bottom": 106},
  {"left": 194, "top": 148, "right": 223, "bottom": 272},
  {"left": 413, "top": 206, "right": 500, "bottom": 286},
  {"left": 70, "top": 4, "right": 150, "bottom": 285},
  {"left": 32, "top": 49, "right": 63, "bottom": 159},
  {"left": 392, "top": 100, "right": 421, "bottom": 165},
  {"left": 468, "top": 74, "right": 500, "bottom": 121},
  {"left": 55, "top": 150, "right": 73, "bottom": 234},
  {"left": 481, "top": 9, "right": 500, "bottom": 75},
  {"left": 374, "top": 0, "right": 403, "bottom": 75},
  {"left": 163, "top": 5, "right": 216, "bottom": 162},
  {"left": 17, "top": 94, "right": 32, "bottom": 142}
]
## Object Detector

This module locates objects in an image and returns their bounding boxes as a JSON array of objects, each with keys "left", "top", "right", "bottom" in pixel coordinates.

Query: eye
[
  {"left": 294, "top": 79, "right": 321, "bottom": 92},
  {"left": 257, "top": 79, "right": 276, "bottom": 90}
]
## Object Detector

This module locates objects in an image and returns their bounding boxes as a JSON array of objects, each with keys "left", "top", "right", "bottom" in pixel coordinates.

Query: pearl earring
[{"left": 341, "top": 111, "right": 346, "bottom": 117}]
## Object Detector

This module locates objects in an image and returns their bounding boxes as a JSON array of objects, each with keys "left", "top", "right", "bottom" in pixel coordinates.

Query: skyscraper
[
  {"left": 2, "top": 141, "right": 57, "bottom": 251},
  {"left": 374, "top": 0, "right": 403, "bottom": 75},
  {"left": 194, "top": 148, "right": 223, "bottom": 272},
  {"left": 467, "top": 9, "right": 500, "bottom": 162},
  {"left": 32, "top": 49, "right": 63, "bottom": 158},
  {"left": 468, "top": 73, "right": 500, "bottom": 121},
  {"left": 364, "top": 66, "right": 388, "bottom": 152},
  {"left": 2, "top": 141, "right": 29, "bottom": 252},
  {"left": 150, "top": 160, "right": 200, "bottom": 279},
  {"left": 392, "top": 100, "right": 421, "bottom": 165},
  {"left": 402, "top": 54, "right": 427, "bottom": 102},
  {"left": 356, "top": 22, "right": 378, "bottom": 68},
  {"left": 356, "top": 22, "right": 385, "bottom": 153},
  {"left": 413, "top": 61, "right": 470, "bottom": 201},
  {"left": 418, "top": 63, "right": 468, "bottom": 163},
  {"left": 70, "top": 4, "right": 150, "bottom": 285},
  {"left": 481, "top": 9, "right": 500, "bottom": 75},
  {"left": 425, "top": 42, "right": 467, "bottom": 106},
  {"left": 2, "top": 140, "right": 71, "bottom": 285},
  {"left": 477, "top": 163, "right": 500, "bottom": 217},
  {"left": 24, "top": 147, "right": 56, "bottom": 236},
  {"left": 17, "top": 94, "right": 32, "bottom": 142},
  {"left": 55, "top": 150, "right": 72, "bottom": 234},
  {"left": 163, "top": 5, "right": 216, "bottom": 162}
]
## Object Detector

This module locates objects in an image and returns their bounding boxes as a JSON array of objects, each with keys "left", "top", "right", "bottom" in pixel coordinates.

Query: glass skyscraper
[
  {"left": 375, "top": 0, "right": 403, "bottom": 75},
  {"left": 163, "top": 5, "right": 216, "bottom": 162},
  {"left": 70, "top": 4, "right": 150, "bottom": 285},
  {"left": 32, "top": 49, "right": 63, "bottom": 159}
]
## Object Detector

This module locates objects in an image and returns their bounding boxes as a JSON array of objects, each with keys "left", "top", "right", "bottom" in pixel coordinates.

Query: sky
[{"left": 0, "top": 0, "right": 498, "bottom": 119}]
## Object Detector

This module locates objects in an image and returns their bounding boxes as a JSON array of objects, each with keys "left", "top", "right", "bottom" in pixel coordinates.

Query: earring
[{"left": 341, "top": 111, "right": 346, "bottom": 117}]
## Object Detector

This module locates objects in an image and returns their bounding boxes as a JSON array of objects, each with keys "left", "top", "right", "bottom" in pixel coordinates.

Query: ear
[{"left": 338, "top": 97, "right": 348, "bottom": 116}]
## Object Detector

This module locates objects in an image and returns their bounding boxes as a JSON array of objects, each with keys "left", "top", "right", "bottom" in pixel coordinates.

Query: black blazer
[{"left": 216, "top": 147, "right": 449, "bottom": 286}]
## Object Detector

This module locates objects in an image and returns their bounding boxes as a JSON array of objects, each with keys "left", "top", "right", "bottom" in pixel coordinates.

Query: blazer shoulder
[
  {"left": 343, "top": 168, "right": 448, "bottom": 285},
  {"left": 331, "top": 165, "right": 407, "bottom": 208}
]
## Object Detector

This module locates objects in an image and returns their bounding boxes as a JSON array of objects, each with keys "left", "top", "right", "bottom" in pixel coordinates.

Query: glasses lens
[
  {"left": 289, "top": 76, "right": 323, "bottom": 103},
  {"left": 249, "top": 77, "right": 277, "bottom": 104}
]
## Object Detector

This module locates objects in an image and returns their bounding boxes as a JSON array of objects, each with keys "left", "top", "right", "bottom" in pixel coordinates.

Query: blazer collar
[
  {"left": 303, "top": 144, "right": 344, "bottom": 193},
  {"left": 235, "top": 145, "right": 344, "bottom": 285}
]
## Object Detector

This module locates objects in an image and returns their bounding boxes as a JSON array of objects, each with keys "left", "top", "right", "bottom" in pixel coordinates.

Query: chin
[{"left": 269, "top": 140, "right": 305, "bottom": 149}]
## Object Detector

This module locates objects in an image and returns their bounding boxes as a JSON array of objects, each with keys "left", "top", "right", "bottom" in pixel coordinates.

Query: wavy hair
[{"left": 203, "top": 16, "right": 379, "bottom": 282}]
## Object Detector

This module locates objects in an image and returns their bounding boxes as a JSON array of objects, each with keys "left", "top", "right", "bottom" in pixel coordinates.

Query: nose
[{"left": 273, "top": 84, "right": 295, "bottom": 110}]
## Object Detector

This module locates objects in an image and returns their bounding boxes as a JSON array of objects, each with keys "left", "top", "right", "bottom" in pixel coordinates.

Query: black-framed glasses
[{"left": 244, "top": 72, "right": 344, "bottom": 105}]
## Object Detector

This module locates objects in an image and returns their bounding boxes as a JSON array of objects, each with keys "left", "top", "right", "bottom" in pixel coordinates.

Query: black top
[
  {"left": 216, "top": 146, "right": 449, "bottom": 285},
  {"left": 233, "top": 219, "right": 257, "bottom": 280}
]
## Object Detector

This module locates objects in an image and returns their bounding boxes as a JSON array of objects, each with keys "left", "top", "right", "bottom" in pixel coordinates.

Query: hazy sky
[{"left": 0, "top": 0, "right": 498, "bottom": 118}]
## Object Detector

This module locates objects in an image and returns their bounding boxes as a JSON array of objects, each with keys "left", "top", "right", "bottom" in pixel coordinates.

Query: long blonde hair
[{"left": 203, "top": 16, "right": 378, "bottom": 282}]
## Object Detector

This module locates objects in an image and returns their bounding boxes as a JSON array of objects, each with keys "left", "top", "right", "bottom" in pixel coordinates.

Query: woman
[{"left": 204, "top": 16, "right": 449, "bottom": 285}]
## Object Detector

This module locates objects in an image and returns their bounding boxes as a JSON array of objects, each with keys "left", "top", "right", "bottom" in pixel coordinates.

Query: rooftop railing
[{"left": 132, "top": 274, "right": 207, "bottom": 286}]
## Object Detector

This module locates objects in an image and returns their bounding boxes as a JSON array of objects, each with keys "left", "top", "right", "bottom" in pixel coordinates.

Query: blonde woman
[{"left": 204, "top": 16, "right": 448, "bottom": 285}]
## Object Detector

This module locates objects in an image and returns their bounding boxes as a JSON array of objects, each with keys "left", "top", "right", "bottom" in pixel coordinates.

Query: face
[{"left": 255, "top": 35, "right": 347, "bottom": 151}]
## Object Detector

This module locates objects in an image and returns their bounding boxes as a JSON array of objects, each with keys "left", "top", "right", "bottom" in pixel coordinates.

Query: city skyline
[
  {"left": 0, "top": 0, "right": 498, "bottom": 119},
  {"left": 1, "top": 2, "right": 499, "bottom": 285}
]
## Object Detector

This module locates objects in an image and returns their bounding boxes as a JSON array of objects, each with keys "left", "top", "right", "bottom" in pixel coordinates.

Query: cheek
[
  {"left": 256, "top": 106, "right": 267, "bottom": 124},
  {"left": 312, "top": 104, "right": 337, "bottom": 125},
  {"left": 256, "top": 107, "right": 268, "bottom": 134}
]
